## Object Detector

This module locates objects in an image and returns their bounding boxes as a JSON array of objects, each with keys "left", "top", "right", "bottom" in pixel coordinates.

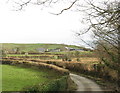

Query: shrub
[
  {"left": 76, "top": 58, "right": 80, "bottom": 62},
  {"left": 53, "top": 56, "right": 59, "bottom": 59},
  {"left": 24, "top": 76, "right": 68, "bottom": 92},
  {"left": 1, "top": 50, "right": 7, "bottom": 57}
]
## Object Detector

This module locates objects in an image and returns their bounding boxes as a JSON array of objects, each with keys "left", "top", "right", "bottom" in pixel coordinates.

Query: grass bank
[{"left": 2, "top": 64, "right": 62, "bottom": 91}]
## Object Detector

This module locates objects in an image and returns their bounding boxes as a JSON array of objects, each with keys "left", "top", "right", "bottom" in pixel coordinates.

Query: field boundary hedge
[
  {"left": 1, "top": 58, "right": 71, "bottom": 91},
  {"left": 1, "top": 57, "right": 118, "bottom": 84},
  {"left": 1, "top": 59, "right": 69, "bottom": 75},
  {"left": 27, "top": 59, "right": 118, "bottom": 82},
  {"left": 16, "top": 58, "right": 118, "bottom": 83}
]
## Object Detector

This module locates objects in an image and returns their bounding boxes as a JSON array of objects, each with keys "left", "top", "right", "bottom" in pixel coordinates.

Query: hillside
[{"left": 1, "top": 43, "right": 88, "bottom": 53}]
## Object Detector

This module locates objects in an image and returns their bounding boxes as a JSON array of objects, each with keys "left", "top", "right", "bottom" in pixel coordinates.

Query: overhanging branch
[{"left": 51, "top": 0, "right": 78, "bottom": 15}]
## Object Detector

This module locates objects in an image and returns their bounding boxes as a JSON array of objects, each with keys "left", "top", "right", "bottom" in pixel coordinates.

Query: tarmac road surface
[{"left": 70, "top": 73, "right": 103, "bottom": 93}]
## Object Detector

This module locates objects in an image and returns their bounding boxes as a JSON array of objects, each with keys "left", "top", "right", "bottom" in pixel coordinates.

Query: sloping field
[
  {"left": 2, "top": 65, "right": 61, "bottom": 91},
  {"left": 1, "top": 43, "right": 85, "bottom": 53}
]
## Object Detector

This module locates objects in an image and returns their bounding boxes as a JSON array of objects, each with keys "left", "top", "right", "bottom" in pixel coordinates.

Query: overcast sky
[{"left": 0, "top": 0, "right": 93, "bottom": 47}]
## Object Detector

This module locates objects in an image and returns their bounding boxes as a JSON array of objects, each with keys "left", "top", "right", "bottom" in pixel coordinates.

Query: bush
[
  {"left": 53, "top": 56, "right": 59, "bottom": 59},
  {"left": 62, "top": 55, "right": 72, "bottom": 61},
  {"left": 1, "top": 50, "right": 7, "bottom": 57},
  {"left": 40, "top": 76, "right": 67, "bottom": 91},
  {"left": 76, "top": 58, "right": 80, "bottom": 62},
  {"left": 24, "top": 76, "right": 68, "bottom": 92}
]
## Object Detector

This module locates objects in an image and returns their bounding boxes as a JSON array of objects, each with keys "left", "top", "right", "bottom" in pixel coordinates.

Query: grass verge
[{"left": 2, "top": 64, "right": 61, "bottom": 91}]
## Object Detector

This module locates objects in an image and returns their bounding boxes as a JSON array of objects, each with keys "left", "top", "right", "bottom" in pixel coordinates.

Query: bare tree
[
  {"left": 85, "top": 1, "right": 119, "bottom": 67},
  {"left": 76, "top": 0, "right": 120, "bottom": 89}
]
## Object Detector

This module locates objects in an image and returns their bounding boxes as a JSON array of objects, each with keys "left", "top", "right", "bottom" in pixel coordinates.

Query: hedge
[
  {"left": 1, "top": 59, "right": 69, "bottom": 75},
  {"left": 23, "top": 76, "right": 68, "bottom": 92}
]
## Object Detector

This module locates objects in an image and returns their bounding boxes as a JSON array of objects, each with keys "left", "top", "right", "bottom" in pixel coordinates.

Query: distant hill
[{"left": 1, "top": 43, "right": 89, "bottom": 53}]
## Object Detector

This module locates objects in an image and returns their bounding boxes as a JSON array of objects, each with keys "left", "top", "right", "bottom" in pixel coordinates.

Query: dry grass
[
  {"left": 2, "top": 57, "right": 98, "bottom": 72},
  {"left": 1, "top": 58, "right": 69, "bottom": 75},
  {"left": 2, "top": 57, "right": 118, "bottom": 82}
]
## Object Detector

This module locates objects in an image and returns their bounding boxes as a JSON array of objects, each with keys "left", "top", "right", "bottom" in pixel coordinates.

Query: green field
[
  {"left": 6, "top": 51, "right": 93, "bottom": 57},
  {"left": 1, "top": 43, "right": 87, "bottom": 53},
  {"left": 2, "top": 65, "right": 61, "bottom": 91}
]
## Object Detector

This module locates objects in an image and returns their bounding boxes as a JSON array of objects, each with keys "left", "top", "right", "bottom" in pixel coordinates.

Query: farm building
[
  {"left": 37, "top": 48, "right": 46, "bottom": 53},
  {"left": 48, "top": 48, "right": 61, "bottom": 52},
  {"left": 65, "top": 47, "right": 85, "bottom": 51}
]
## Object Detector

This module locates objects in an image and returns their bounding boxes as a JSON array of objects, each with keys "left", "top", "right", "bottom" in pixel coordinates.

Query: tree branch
[
  {"left": 14, "top": 0, "right": 31, "bottom": 11},
  {"left": 51, "top": 0, "right": 78, "bottom": 15}
]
